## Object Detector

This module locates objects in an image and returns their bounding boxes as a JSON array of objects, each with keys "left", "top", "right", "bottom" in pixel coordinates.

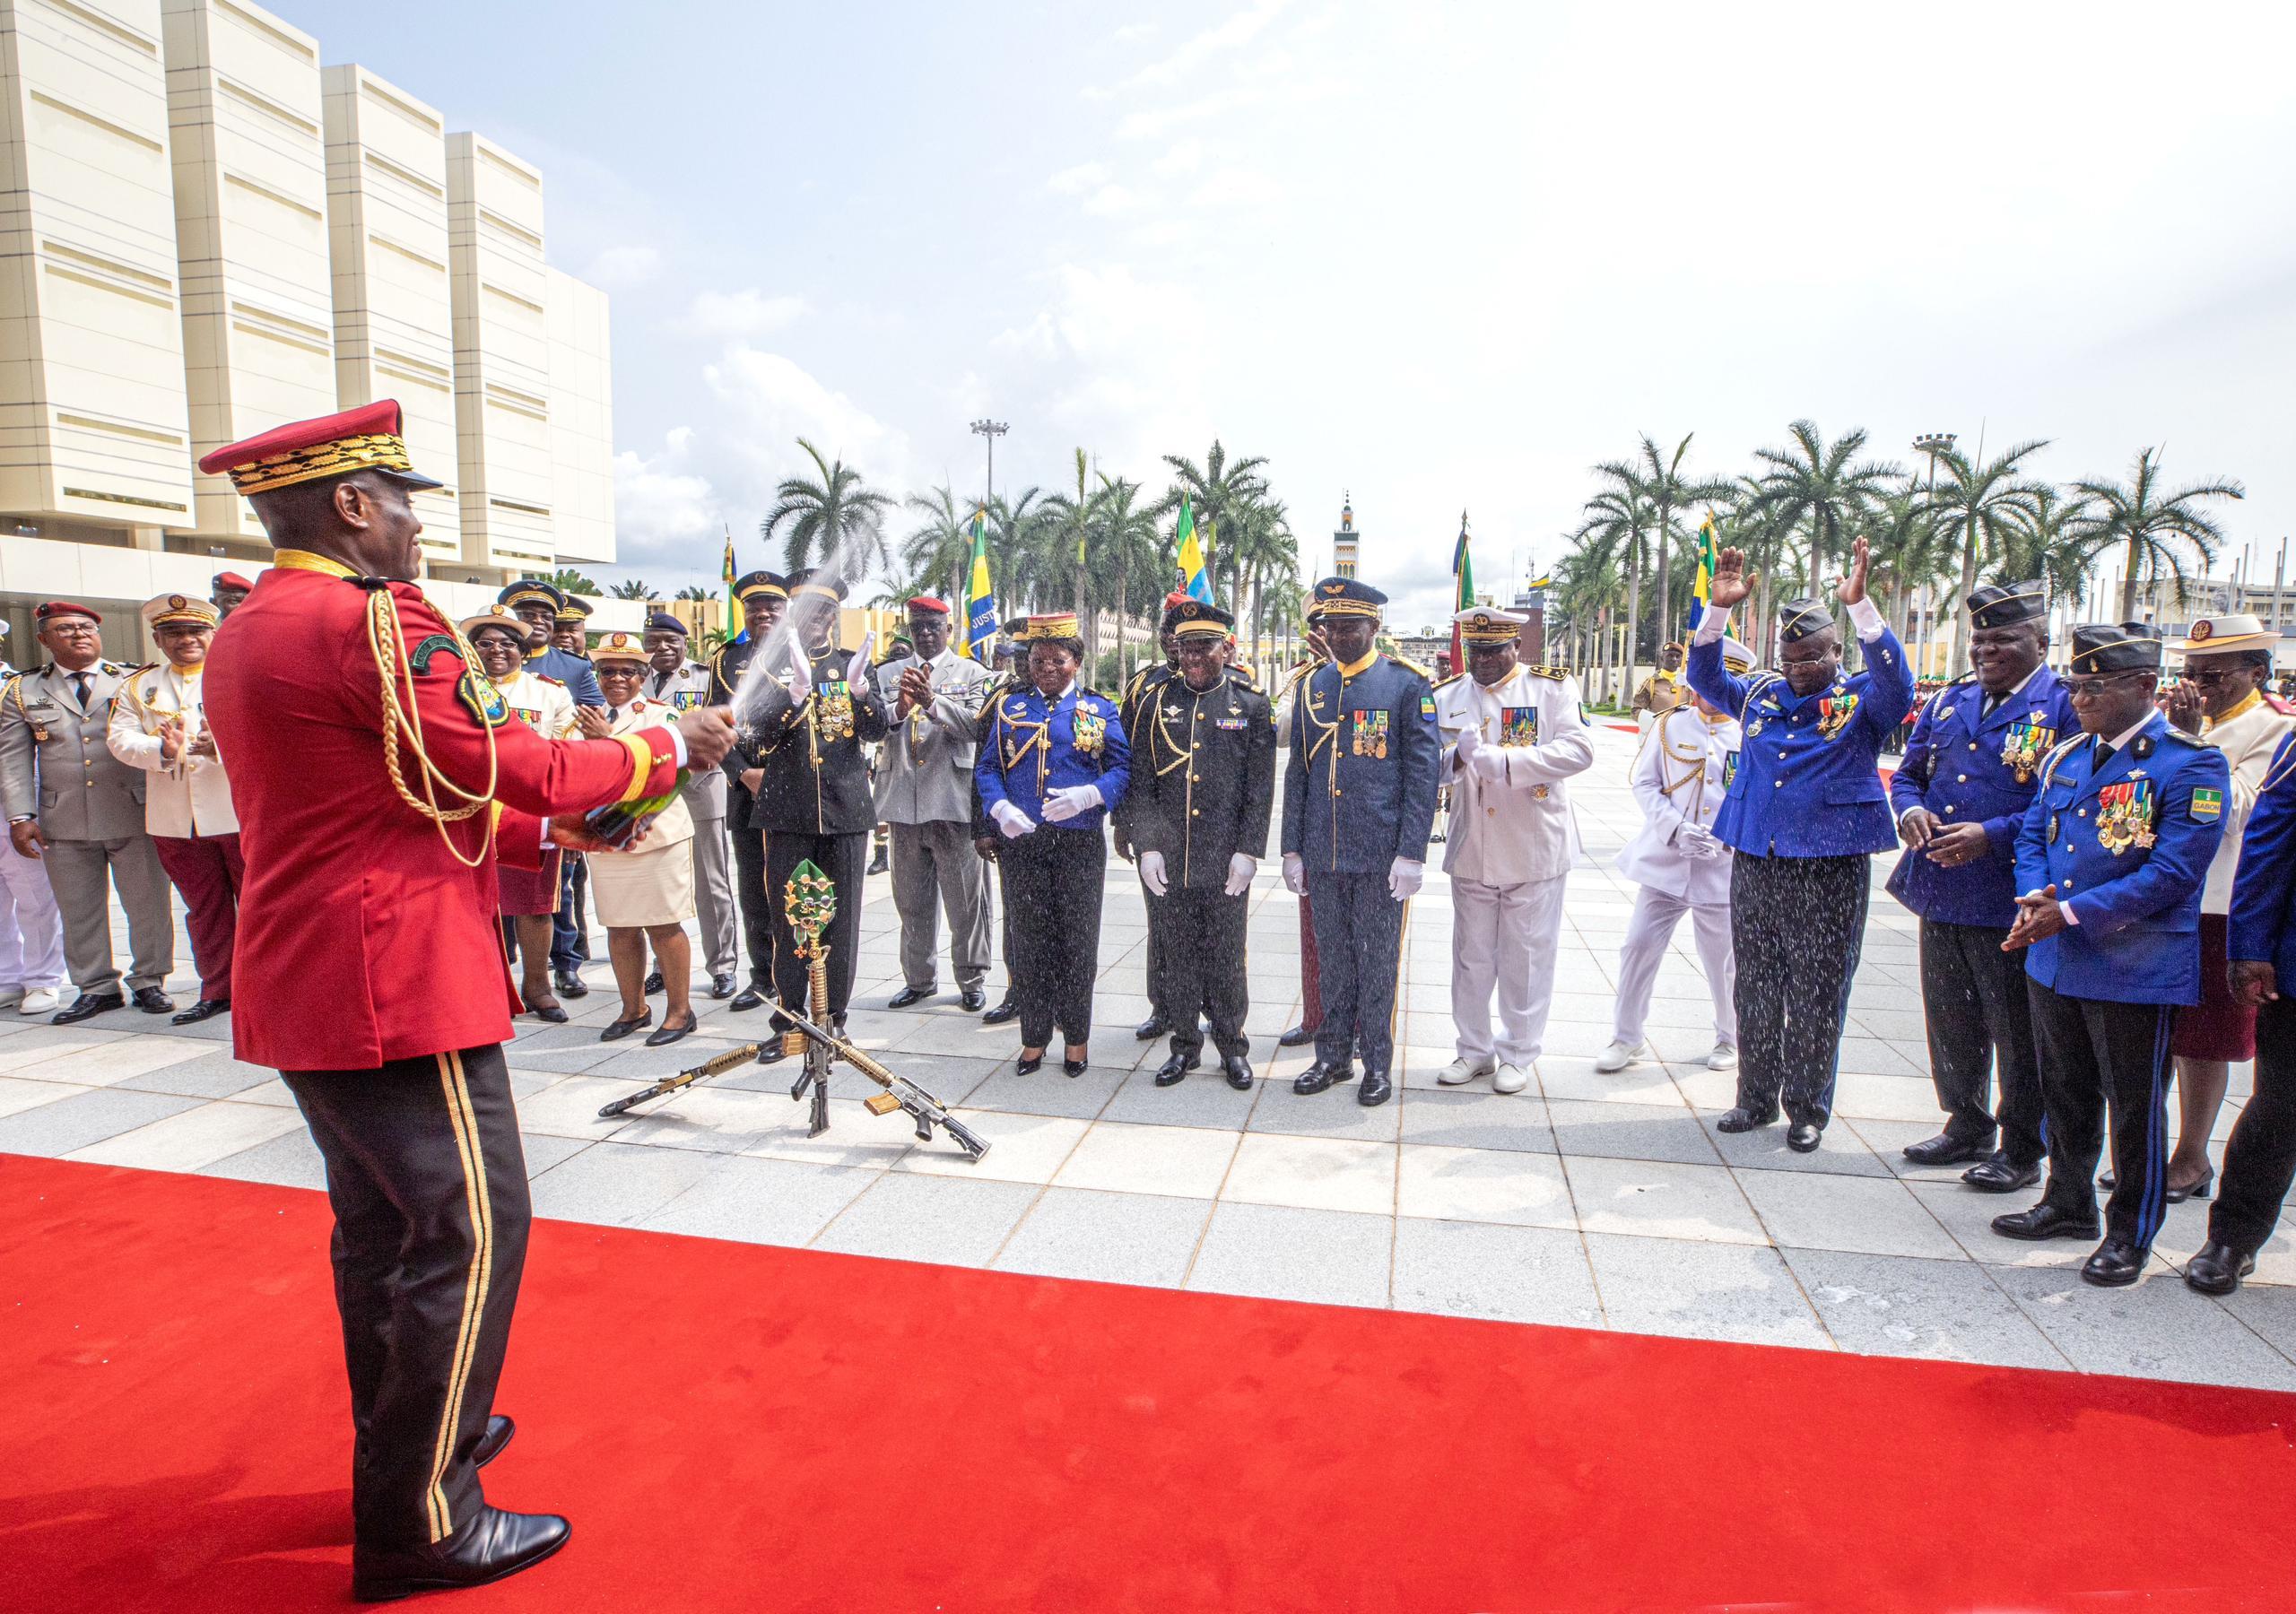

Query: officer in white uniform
[
  {"left": 1430, "top": 607, "right": 1593, "bottom": 1093},
  {"left": 1600, "top": 637, "right": 1755, "bottom": 1074}
]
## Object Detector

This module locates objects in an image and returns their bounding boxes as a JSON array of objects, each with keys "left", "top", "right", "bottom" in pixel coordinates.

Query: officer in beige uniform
[
  {"left": 1430, "top": 607, "right": 1594, "bottom": 1092},
  {"left": 0, "top": 601, "right": 176, "bottom": 1023}
]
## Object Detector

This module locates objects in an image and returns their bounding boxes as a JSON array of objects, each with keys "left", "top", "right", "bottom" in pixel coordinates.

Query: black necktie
[
  {"left": 1982, "top": 690, "right": 2007, "bottom": 716},
  {"left": 2092, "top": 737, "right": 2114, "bottom": 769},
  {"left": 70, "top": 672, "right": 89, "bottom": 707},
  {"left": 608, "top": 706, "right": 621, "bottom": 724}
]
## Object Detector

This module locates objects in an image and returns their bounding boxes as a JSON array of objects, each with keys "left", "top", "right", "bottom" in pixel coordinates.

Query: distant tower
[{"left": 1333, "top": 492, "right": 1358, "bottom": 579}]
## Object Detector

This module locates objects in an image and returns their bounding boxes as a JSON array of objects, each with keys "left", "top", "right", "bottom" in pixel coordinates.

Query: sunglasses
[
  {"left": 2060, "top": 672, "right": 2152, "bottom": 698},
  {"left": 2182, "top": 668, "right": 2249, "bottom": 687}
]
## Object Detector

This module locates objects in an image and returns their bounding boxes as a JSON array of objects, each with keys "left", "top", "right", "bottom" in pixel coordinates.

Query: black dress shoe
[
  {"left": 961, "top": 985, "right": 987, "bottom": 1012},
  {"left": 170, "top": 998, "right": 230, "bottom": 1025},
  {"left": 1786, "top": 1122, "right": 1822, "bottom": 1153},
  {"left": 352, "top": 1505, "right": 570, "bottom": 1603},
  {"left": 867, "top": 847, "right": 890, "bottom": 875},
  {"left": 599, "top": 1008, "right": 653, "bottom": 1042},
  {"left": 1153, "top": 1050, "right": 1200, "bottom": 1087},
  {"left": 1016, "top": 1052, "right": 1043, "bottom": 1075},
  {"left": 526, "top": 1003, "right": 570, "bottom": 1025},
  {"left": 1135, "top": 1015, "right": 1169, "bottom": 1041},
  {"left": 2098, "top": 1169, "right": 2117, "bottom": 1191},
  {"left": 1222, "top": 1054, "right": 1255, "bottom": 1090},
  {"left": 643, "top": 970, "right": 665, "bottom": 996},
  {"left": 1293, "top": 1061, "right": 1354, "bottom": 1096},
  {"left": 1961, "top": 1153, "right": 2041, "bottom": 1193},
  {"left": 552, "top": 970, "right": 588, "bottom": 1000},
  {"left": 754, "top": 1037, "right": 788, "bottom": 1064},
  {"left": 1902, "top": 1130, "right": 1996, "bottom": 1167},
  {"left": 2185, "top": 1241, "right": 2257, "bottom": 1296},
  {"left": 730, "top": 986, "right": 767, "bottom": 1011},
  {"left": 1063, "top": 1055, "right": 1089, "bottom": 1078},
  {"left": 888, "top": 985, "right": 936, "bottom": 1009},
  {"left": 51, "top": 991, "right": 123, "bottom": 1025},
  {"left": 131, "top": 986, "right": 174, "bottom": 1014},
  {"left": 2082, "top": 1238, "right": 2149, "bottom": 1288},
  {"left": 1715, "top": 1104, "right": 1779, "bottom": 1133},
  {"left": 644, "top": 1012, "right": 697, "bottom": 1048},
  {"left": 474, "top": 1414, "right": 514, "bottom": 1469},
  {"left": 2166, "top": 1167, "right": 2214, "bottom": 1204},
  {"left": 1991, "top": 1202, "right": 2102, "bottom": 1242},
  {"left": 1358, "top": 1069, "right": 1394, "bottom": 1106},
  {"left": 710, "top": 973, "right": 737, "bottom": 1000},
  {"left": 982, "top": 996, "right": 1021, "bottom": 1026},
  {"left": 1276, "top": 1023, "right": 1318, "bottom": 1047}
]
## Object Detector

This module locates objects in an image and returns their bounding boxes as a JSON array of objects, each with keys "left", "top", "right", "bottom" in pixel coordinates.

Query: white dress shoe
[
  {"left": 1437, "top": 1057, "right": 1494, "bottom": 1086},
  {"left": 1707, "top": 1042, "right": 1738, "bottom": 1071},
  {"left": 19, "top": 987, "right": 57, "bottom": 1015},
  {"left": 1492, "top": 1063, "right": 1531, "bottom": 1095},
  {"left": 1593, "top": 1039, "right": 1642, "bottom": 1073}
]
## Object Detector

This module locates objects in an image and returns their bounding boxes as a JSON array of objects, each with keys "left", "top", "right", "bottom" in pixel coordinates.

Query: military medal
[
  {"left": 2094, "top": 778, "right": 2156, "bottom": 855},
  {"left": 1744, "top": 716, "right": 1764, "bottom": 739},
  {"left": 1500, "top": 707, "right": 1537, "bottom": 746},
  {"left": 2000, "top": 716, "right": 2053, "bottom": 785},
  {"left": 1723, "top": 750, "right": 1739, "bottom": 788},
  {"left": 817, "top": 678, "right": 856, "bottom": 742},
  {"left": 1352, "top": 708, "right": 1389, "bottom": 759},
  {"left": 1074, "top": 707, "right": 1106, "bottom": 756},
  {"left": 1816, "top": 691, "right": 1859, "bottom": 741}
]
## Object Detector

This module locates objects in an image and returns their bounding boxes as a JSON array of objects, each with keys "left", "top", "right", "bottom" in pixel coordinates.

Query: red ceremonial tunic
[{"left": 204, "top": 558, "right": 681, "bottom": 1070}]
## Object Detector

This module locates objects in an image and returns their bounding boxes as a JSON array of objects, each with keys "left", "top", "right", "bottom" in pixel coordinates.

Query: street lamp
[
  {"left": 970, "top": 419, "right": 1008, "bottom": 510},
  {"left": 1913, "top": 432, "right": 1956, "bottom": 677}
]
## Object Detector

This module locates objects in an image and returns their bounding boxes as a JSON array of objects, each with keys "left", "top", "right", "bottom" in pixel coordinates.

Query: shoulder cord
[
  {"left": 1149, "top": 689, "right": 1193, "bottom": 777},
  {"left": 996, "top": 694, "right": 1051, "bottom": 794},
  {"left": 1300, "top": 670, "right": 1341, "bottom": 761},
  {"left": 364, "top": 588, "right": 498, "bottom": 870}
]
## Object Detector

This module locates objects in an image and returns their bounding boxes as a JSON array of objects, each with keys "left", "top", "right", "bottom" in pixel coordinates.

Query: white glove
[
  {"left": 1041, "top": 783, "right": 1102, "bottom": 822},
  {"left": 1283, "top": 852, "right": 1307, "bottom": 895},
  {"left": 786, "top": 640, "right": 813, "bottom": 693},
  {"left": 1139, "top": 848, "right": 1169, "bottom": 896},
  {"left": 990, "top": 799, "right": 1036, "bottom": 839},
  {"left": 1675, "top": 822, "right": 1720, "bottom": 861},
  {"left": 845, "top": 631, "right": 875, "bottom": 684},
  {"left": 1388, "top": 856, "right": 1424, "bottom": 902},
  {"left": 1224, "top": 853, "right": 1257, "bottom": 897},
  {"left": 1454, "top": 724, "right": 1482, "bottom": 762},
  {"left": 1469, "top": 743, "right": 1506, "bottom": 784}
]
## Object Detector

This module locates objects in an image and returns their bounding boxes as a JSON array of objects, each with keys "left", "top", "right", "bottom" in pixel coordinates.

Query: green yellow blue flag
[
  {"left": 1450, "top": 512, "right": 1474, "bottom": 669},
  {"left": 961, "top": 508, "right": 996, "bottom": 659},
  {"left": 1176, "top": 496, "right": 1213, "bottom": 604},
  {"left": 1687, "top": 512, "right": 1718, "bottom": 631}
]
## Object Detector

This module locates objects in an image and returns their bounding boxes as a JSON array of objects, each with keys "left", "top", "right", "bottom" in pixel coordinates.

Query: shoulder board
[
  {"left": 1431, "top": 672, "right": 1465, "bottom": 691},
  {"left": 1387, "top": 653, "right": 1432, "bottom": 680},
  {"left": 1523, "top": 664, "right": 1568, "bottom": 681},
  {"left": 536, "top": 674, "right": 565, "bottom": 688},
  {"left": 2154, "top": 725, "right": 2206, "bottom": 749},
  {"left": 2264, "top": 692, "right": 2296, "bottom": 715}
]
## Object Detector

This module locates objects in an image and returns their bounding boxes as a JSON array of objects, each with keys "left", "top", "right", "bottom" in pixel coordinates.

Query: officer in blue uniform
[
  {"left": 2190, "top": 732, "right": 2296, "bottom": 1294},
  {"left": 1686, "top": 535, "right": 1915, "bottom": 1152},
  {"left": 976, "top": 612, "right": 1130, "bottom": 1074},
  {"left": 1280, "top": 577, "right": 1440, "bottom": 1106},
  {"left": 1887, "top": 581, "right": 2079, "bottom": 1190},
  {"left": 1992, "top": 623, "right": 2228, "bottom": 1287}
]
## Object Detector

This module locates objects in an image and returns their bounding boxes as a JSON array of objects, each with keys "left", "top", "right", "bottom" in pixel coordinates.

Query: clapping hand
[
  {"left": 989, "top": 800, "right": 1037, "bottom": 839},
  {"left": 575, "top": 707, "right": 613, "bottom": 739},
  {"left": 187, "top": 725, "right": 218, "bottom": 760},
  {"left": 2001, "top": 885, "right": 2067, "bottom": 951},
  {"left": 159, "top": 716, "right": 186, "bottom": 764},
  {"left": 896, "top": 664, "right": 933, "bottom": 718},
  {"left": 1707, "top": 546, "right": 1754, "bottom": 610},
  {"left": 1835, "top": 534, "right": 1872, "bottom": 608},
  {"left": 787, "top": 640, "right": 813, "bottom": 694},
  {"left": 2164, "top": 679, "right": 2205, "bottom": 735}
]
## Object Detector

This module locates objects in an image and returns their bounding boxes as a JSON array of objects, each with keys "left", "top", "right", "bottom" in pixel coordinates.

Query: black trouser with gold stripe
[
  {"left": 1307, "top": 870, "right": 1406, "bottom": 1073},
  {"left": 283, "top": 1045, "right": 529, "bottom": 1549}
]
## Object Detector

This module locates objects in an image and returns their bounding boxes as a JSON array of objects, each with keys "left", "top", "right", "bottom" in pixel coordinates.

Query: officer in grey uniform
[
  {"left": 643, "top": 612, "right": 737, "bottom": 998},
  {"left": 0, "top": 601, "right": 176, "bottom": 1023}
]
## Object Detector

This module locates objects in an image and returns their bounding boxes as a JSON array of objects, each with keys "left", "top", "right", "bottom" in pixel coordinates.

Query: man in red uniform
[{"left": 199, "top": 402, "right": 735, "bottom": 1602}]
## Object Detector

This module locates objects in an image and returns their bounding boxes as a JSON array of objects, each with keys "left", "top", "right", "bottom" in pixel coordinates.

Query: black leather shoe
[
  {"left": 643, "top": 970, "right": 665, "bottom": 996},
  {"left": 2082, "top": 1238, "right": 2148, "bottom": 1288},
  {"left": 1154, "top": 1051, "right": 1200, "bottom": 1087},
  {"left": 709, "top": 973, "right": 737, "bottom": 1000},
  {"left": 1222, "top": 1054, "right": 1255, "bottom": 1091},
  {"left": 1991, "top": 1202, "right": 2102, "bottom": 1242},
  {"left": 131, "top": 986, "right": 174, "bottom": 1014},
  {"left": 982, "top": 996, "right": 1020, "bottom": 1025},
  {"left": 170, "top": 998, "right": 230, "bottom": 1025},
  {"left": 552, "top": 970, "right": 588, "bottom": 1000},
  {"left": 1293, "top": 1061, "right": 1354, "bottom": 1096},
  {"left": 525, "top": 1002, "right": 569, "bottom": 1025},
  {"left": 2098, "top": 1169, "right": 2118, "bottom": 1191},
  {"left": 1063, "top": 1055, "right": 1089, "bottom": 1078},
  {"left": 888, "top": 985, "right": 936, "bottom": 1009},
  {"left": 1135, "top": 1015, "right": 1169, "bottom": 1041},
  {"left": 754, "top": 1037, "right": 788, "bottom": 1064},
  {"left": 961, "top": 985, "right": 987, "bottom": 1011},
  {"left": 730, "top": 986, "right": 767, "bottom": 1011},
  {"left": 2166, "top": 1167, "right": 2214, "bottom": 1204},
  {"left": 2185, "top": 1241, "right": 2257, "bottom": 1296},
  {"left": 644, "top": 1013, "right": 696, "bottom": 1048},
  {"left": 352, "top": 1505, "right": 570, "bottom": 1603},
  {"left": 1961, "top": 1154, "right": 2041, "bottom": 1193},
  {"left": 1276, "top": 1023, "right": 1317, "bottom": 1047},
  {"left": 599, "top": 1009, "right": 652, "bottom": 1042},
  {"left": 867, "top": 847, "right": 890, "bottom": 875},
  {"left": 51, "top": 991, "right": 123, "bottom": 1025},
  {"left": 1358, "top": 1069, "right": 1394, "bottom": 1106},
  {"left": 1715, "top": 1104, "right": 1779, "bottom": 1133},
  {"left": 1902, "top": 1130, "right": 1995, "bottom": 1167},
  {"left": 1786, "top": 1122, "right": 1823, "bottom": 1153},
  {"left": 1016, "top": 1052, "right": 1043, "bottom": 1075},
  {"left": 474, "top": 1414, "right": 514, "bottom": 1469}
]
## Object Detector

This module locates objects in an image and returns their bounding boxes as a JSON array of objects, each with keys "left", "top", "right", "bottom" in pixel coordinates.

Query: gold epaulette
[
  {"left": 1523, "top": 664, "right": 1569, "bottom": 681},
  {"left": 1388, "top": 653, "right": 1432, "bottom": 681},
  {"left": 536, "top": 674, "right": 565, "bottom": 687},
  {"left": 1431, "top": 672, "right": 1465, "bottom": 691}
]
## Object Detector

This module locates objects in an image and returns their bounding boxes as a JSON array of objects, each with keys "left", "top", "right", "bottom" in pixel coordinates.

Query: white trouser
[
  {"left": 0, "top": 839, "right": 65, "bottom": 991},
  {"left": 1613, "top": 883, "right": 1735, "bottom": 1046},
  {"left": 1450, "top": 872, "right": 1568, "bottom": 1069}
]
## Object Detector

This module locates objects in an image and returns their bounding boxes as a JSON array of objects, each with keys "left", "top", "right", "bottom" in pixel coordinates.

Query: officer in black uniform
[
  {"left": 709, "top": 570, "right": 787, "bottom": 1011},
  {"left": 1126, "top": 603, "right": 1276, "bottom": 1090},
  {"left": 1115, "top": 593, "right": 1191, "bottom": 1042},
  {"left": 740, "top": 569, "right": 888, "bottom": 1037}
]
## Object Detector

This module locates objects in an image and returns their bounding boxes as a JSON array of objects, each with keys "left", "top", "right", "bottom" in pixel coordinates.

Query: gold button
[
  {"left": 1189, "top": 774, "right": 1200, "bottom": 782},
  {"left": 1773, "top": 780, "right": 1782, "bottom": 788},
  {"left": 1957, "top": 774, "right": 1967, "bottom": 783},
  {"left": 1190, "top": 808, "right": 1200, "bottom": 816},
  {"left": 2064, "top": 880, "right": 2074, "bottom": 890},
  {"left": 1968, "top": 742, "right": 1978, "bottom": 751},
  {"left": 2078, "top": 809, "right": 2087, "bottom": 818},
  {"left": 1944, "top": 804, "right": 1956, "bottom": 814},
  {"left": 1335, "top": 789, "right": 1344, "bottom": 797}
]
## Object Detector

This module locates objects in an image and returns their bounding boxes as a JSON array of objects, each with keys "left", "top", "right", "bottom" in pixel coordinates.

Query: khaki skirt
[{"left": 589, "top": 836, "right": 696, "bottom": 929}]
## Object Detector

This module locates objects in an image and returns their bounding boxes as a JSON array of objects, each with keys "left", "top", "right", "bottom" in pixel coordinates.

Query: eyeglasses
[
  {"left": 2060, "top": 672, "right": 2151, "bottom": 698},
  {"left": 2183, "top": 668, "right": 2248, "bottom": 687},
  {"left": 44, "top": 621, "right": 100, "bottom": 636}
]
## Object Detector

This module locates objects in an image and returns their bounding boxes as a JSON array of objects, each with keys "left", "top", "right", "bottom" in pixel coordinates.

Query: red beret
[
  {"left": 197, "top": 399, "right": 443, "bottom": 496},
  {"left": 212, "top": 571, "right": 255, "bottom": 592},
  {"left": 36, "top": 601, "right": 100, "bottom": 624},
  {"left": 905, "top": 597, "right": 952, "bottom": 615},
  {"left": 1164, "top": 591, "right": 1191, "bottom": 610}
]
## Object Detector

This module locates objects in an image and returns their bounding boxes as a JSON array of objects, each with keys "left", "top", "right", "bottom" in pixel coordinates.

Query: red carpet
[{"left": 6, "top": 1152, "right": 2295, "bottom": 1612}]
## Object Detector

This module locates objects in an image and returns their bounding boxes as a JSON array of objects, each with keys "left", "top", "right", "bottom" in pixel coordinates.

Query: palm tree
[
  {"left": 900, "top": 484, "right": 975, "bottom": 606},
  {"left": 1996, "top": 484, "right": 2096, "bottom": 617},
  {"left": 1222, "top": 497, "right": 1297, "bottom": 667},
  {"left": 761, "top": 437, "right": 897, "bottom": 582},
  {"left": 1926, "top": 438, "right": 2049, "bottom": 673},
  {"left": 608, "top": 578, "right": 655, "bottom": 601},
  {"left": 1160, "top": 440, "right": 1270, "bottom": 607},
  {"left": 1088, "top": 474, "right": 1162, "bottom": 685},
  {"left": 674, "top": 584, "right": 713, "bottom": 603},
  {"left": 1040, "top": 449, "right": 1102, "bottom": 664},
  {"left": 542, "top": 567, "right": 599, "bottom": 596},
  {"left": 1570, "top": 467, "right": 1652, "bottom": 687},
  {"left": 1635, "top": 432, "right": 1734, "bottom": 650},
  {"left": 2071, "top": 447, "right": 2245, "bottom": 620},
  {"left": 983, "top": 487, "right": 1050, "bottom": 612},
  {"left": 1858, "top": 475, "right": 1944, "bottom": 645},
  {"left": 1745, "top": 420, "right": 1901, "bottom": 603}
]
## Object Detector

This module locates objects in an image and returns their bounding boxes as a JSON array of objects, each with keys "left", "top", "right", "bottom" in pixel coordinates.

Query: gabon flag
[{"left": 1449, "top": 511, "right": 1474, "bottom": 670}]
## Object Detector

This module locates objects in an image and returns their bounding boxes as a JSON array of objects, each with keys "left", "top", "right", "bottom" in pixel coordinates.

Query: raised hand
[
  {"left": 1708, "top": 547, "right": 1754, "bottom": 610},
  {"left": 1836, "top": 535, "right": 1872, "bottom": 608}
]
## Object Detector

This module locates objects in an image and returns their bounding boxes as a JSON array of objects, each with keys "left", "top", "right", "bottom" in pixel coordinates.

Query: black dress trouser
[
  {"left": 2029, "top": 977, "right": 2174, "bottom": 1248},
  {"left": 1919, "top": 916, "right": 2047, "bottom": 1165},
  {"left": 1154, "top": 886, "right": 1250, "bottom": 1060},
  {"left": 1307, "top": 870, "right": 1407, "bottom": 1074},
  {"left": 1001, "top": 826, "right": 1106, "bottom": 1047},
  {"left": 1728, "top": 851, "right": 1869, "bottom": 1127},
  {"left": 283, "top": 1045, "right": 529, "bottom": 1549},
  {"left": 729, "top": 820, "right": 775, "bottom": 992},
  {"left": 2208, "top": 995, "right": 2296, "bottom": 1254},
  {"left": 764, "top": 830, "right": 866, "bottom": 1026}
]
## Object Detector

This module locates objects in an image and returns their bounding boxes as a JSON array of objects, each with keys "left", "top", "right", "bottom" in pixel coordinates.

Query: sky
[{"left": 294, "top": 0, "right": 2296, "bottom": 631}]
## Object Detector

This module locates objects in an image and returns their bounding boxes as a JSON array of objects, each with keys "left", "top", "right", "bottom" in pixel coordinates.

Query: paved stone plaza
[{"left": 7, "top": 723, "right": 2294, "bottom": 1391}]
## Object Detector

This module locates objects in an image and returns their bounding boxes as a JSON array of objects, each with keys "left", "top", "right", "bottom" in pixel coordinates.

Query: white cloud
[
  {"left": 1189, "top": 169, "right": 1275, "bottom": 209},
  {"left": 583, "top": 245, "right": 663, "bottom": 290},
  {"left": 1047, "top": 161, "right": 1110, "bottom": 195},
  {"left": 674, "top": 289, "right": 810, "bottom": 341},
  {"left": 1083, "top": 183, "right": 1142, "bottom": 217},
  {"left": 1122, "top": 0, "right": 1291, "bottom": 91},
  {"left": 1112, "top": 22, "right": 1157, "bottom": 45},
  {"left": 612, "top": 428, "right": 718, "bottom": 564},
  {"left": 1150, "top": 138, "right": 1207, "bottom": 178}
]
